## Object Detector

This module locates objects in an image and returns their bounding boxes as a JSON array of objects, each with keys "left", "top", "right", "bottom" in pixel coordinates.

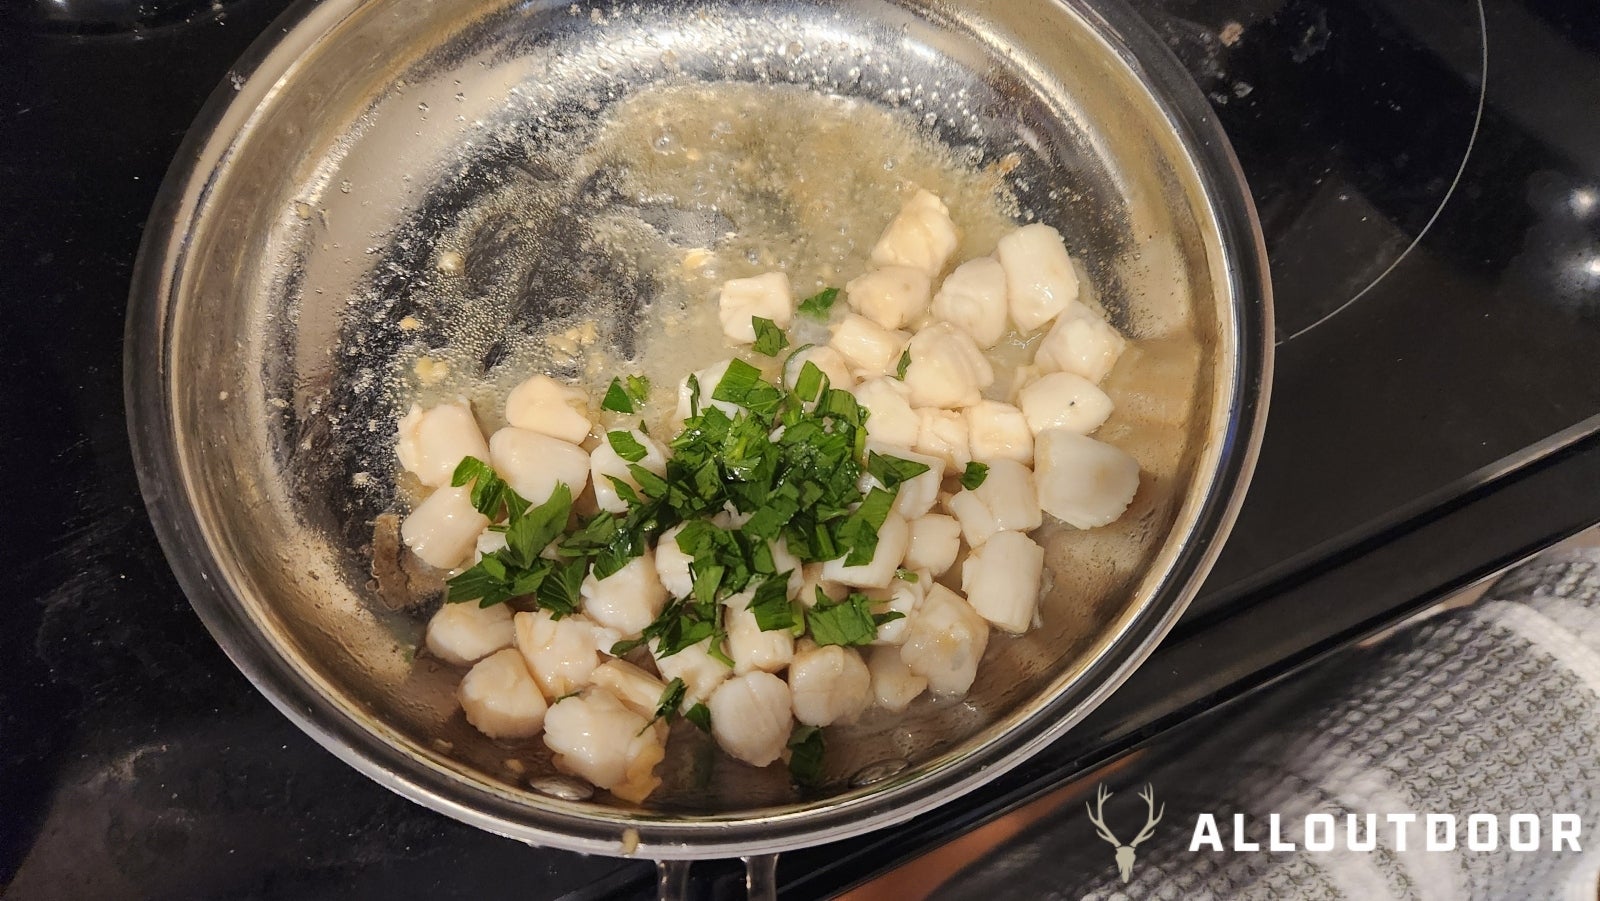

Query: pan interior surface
[{"left": 137, "top": 0, "right": 1259, "bottom": 857}]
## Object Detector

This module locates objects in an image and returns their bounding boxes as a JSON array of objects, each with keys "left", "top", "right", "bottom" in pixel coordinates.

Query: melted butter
[{"left": 388, "top": 81, "right": 1021, "bottom": 429}]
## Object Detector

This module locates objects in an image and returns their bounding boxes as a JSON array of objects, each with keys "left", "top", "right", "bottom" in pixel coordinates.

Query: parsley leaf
[
  {"left": 866, "top": 451, "right": 931, "bottom": 490},
  {"left": 607, "top": 430, "right": 649, "bottom": 463},
  {"left": 751, "top": 317, "right": 790, "bottom": 356},
  {"left": 712, "top": 359, "right": 783, "bottom": 417},
  {"left": 654, "top": 677, "right": 687, "bottom": 722},
  {"left": 793, "top": 360, "right": 825, "bottom": 403},
  {"left": 896, "top": 568, "right": 919, "bottom": 583},
  {"left": 503, "top": 483, "right": 572, "bottom": 568},
  {"left": 837, "top": 487, "right": 897, "bottom": 566},
  {"left": 788, "top": 725, "right": 825, "bottom": 786},
  {"left": 601, "top": 377, "right": 635, "bottom": 413},
  {"left": 960, "top": 461, "right": 990, "bottom": 490},
  {"left": 895, "top": 349, "right": 911, "bottom": 379},
  {"left": 685, "top": 702, "right": 712, "bottom": 732},
  {"left": 451, "top": 456, "right": 527, "bottom": 521},
  {"left": 796, "top": 287, "right": 840, "bottom": 319},
  {"left": 625, "top": 375, "right": 651, "bottom": 405},
  {"left": 535, "top": 557, "right": 586, "bottom": 617},
  {"left": 807, "top": 591, "right": 902, "bottom": 647},
  {"left": 747, "top": 572, "right": 797, "bottom": 632}
]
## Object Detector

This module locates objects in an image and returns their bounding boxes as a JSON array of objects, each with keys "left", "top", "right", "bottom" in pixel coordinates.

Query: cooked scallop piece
[
  {"left": 930, "top": 256, "right": 1009, "bottom": 348},
  {"left": 965, "top": 400, "right": 1034, "bottom": 465},
  {"left": 401, "top": 486, "right": 490, "bottom": 570},
  {"left": 458, "top": 648, "right": 548, "bottom": 739},
  {"left": 797, "top": 563, "right": 849, "bottom": 608},
  {"left": 902, "top": 322, "right": 994, "bottom": 409},
  {"left": 651, "top": 636, "right": 733, "bottom": 704},
  {"left": 724, "top": 589, "right": 796, "bottom": 675},
  {"left": 995, "top": 223, "right": 1080, "bottom": 332},
  {"left": 819, "top": 511, "right": 910, "bottom": 589},
  {"left": 853, "top": 377, "right": 920, "bottom": 448},
  {"left": 1033, "top": 302, "right": 1127, "bottom": 384},
  {"left": 899, "top": 584, "right": 990, "bottom": 696},
  {"left": 962, "top": 530, "right": 1045, "bottom": 634},
  {"left": 676, "top": 358, "right": 746, "bottom": 421},
  {"left": 653, "top": 523, "right": 695, "bottom": 599},
  {"left": 487, "top": 427, "right": 589, "bottom": 505},
  {"left": 396, "top": 401, "right": 490, "bottom": 488},
  {"left": 513, "top": 610, "right": 614, "bottom": 700},
  {"left": 580, "top": 551, "right": 668, "bottom": 637},
  {"left": 867, "top": 573, "right": 925, "bottom": 645},
  {"left": 542, "top": 688, "right": 666, "bottom": 803},
  {"left": 591, "top": 428, "right": 668, "bottom": 514},
  {"left": 709, "top": 671, "right": 794, "bottom": 767},
  {"left": 788, "top": 641, "right": 872, "bottom": 727},
  {"left": 783, "top": 345, "right": 857, "bottom": 392},
  {"left": 867, "top": 645, "right": 928, "bottom": 712},
  {"left": 869, "top": 188, "right": 960, "bottom": 277},
  {"left": 903, "top": 513, "right": 962, "bottom": 576},
  {"left": 504, "top": 375, "right": 593, "bottom": 445},
  {"left": 828, "top": 313, "right": 910, "bottom": 378},
  {"left": 861, "top": 442, "right": 944, "bottom": 519},
  {"left": 425, "top": 600, "right": 515, "bottom": 666},
  {"left": 914, "top": 408, "right": 972, "bottom": 469},
  {"left": 944, "top": 459, "right": 1042, "bottom": 548},
  {"left": 1034, "top": 429, "right": 1141, "bottom": 529},
  {"left": 1016, "top": 370, "right": 1115, "bottom": 435},
  {"left": 718, "top": 271, "right": 794, "bottom": 343},
  {"left": 590, "top": 658, "right": 669, "bottom": 719},
  {"left": 846, "top": 265, "right": 933, "bottom": 331}
]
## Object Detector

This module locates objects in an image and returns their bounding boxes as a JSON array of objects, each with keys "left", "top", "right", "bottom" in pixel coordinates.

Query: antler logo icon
[{"left": 1085, "top": 783, "right": 1164, "bottom": 883}]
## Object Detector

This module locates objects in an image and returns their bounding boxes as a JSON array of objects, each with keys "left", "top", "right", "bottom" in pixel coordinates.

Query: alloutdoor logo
[
  {"left": 1086, "top": 783, "right": 1165, "bottom": 882},
  {"left": 1087, "top": 782, "right": 1586, "bottom": 871}
]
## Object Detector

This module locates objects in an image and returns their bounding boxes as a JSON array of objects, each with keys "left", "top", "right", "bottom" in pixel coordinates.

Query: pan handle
[{"left": 654, "top": 855, "right": 779, "bottom": 901}]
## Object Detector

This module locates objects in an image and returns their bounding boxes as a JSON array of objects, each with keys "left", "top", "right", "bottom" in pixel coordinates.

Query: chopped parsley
[
  {"left": 654, "top": 677, "right": 687, "bottom": 723},
  {"left": 960, "top": 461, "right": 990, "bottom": 490},
  {"left": 601, "top": 375, "right": 651, "bottom": 413},
  {"left": 685, "top": 702, "right": 712, "bottom": 732},
  {"left": 607, "top": 430, "right": 649, "bottom": 462},
  {"left": 866, "top": 451, "right": 931, "bottom": 489},
  {"left": 751, "top": 316, "right": 790, "bottom": 356},
  {"left": 445, "top": 462, "right": 573, "bottom": 609},
  {"left": 896, "top": 568, "right": 919, "bottom": 583},
  {"left": 795, "top": 287, "right": 839, "bottom": 319},
  {"left": 806, "top": 590, "right": 903, "bottom": 647},
  {"left": 895, "top": 348, "right": 911, "bottom": 379},
  {"left": 788, "top": 725, "right": 825, "bottom": 786}
]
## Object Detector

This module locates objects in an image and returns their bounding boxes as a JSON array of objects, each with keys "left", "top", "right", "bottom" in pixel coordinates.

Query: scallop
[
  {"left": 396, "top": 401, "right": 490, "bottom": 488},
  {"left": 458, "top": 648, "right": 548, "bottom": 739}
]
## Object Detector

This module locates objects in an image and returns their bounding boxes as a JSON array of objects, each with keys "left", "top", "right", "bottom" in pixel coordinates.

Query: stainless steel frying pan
[{"left": 125, "top": 0, "right": 1271, "bottom": 883}]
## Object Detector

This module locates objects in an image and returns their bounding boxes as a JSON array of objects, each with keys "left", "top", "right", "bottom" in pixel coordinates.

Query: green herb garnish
[
  {"left": 602, "top": 378, "right": 636, "bottom": 413},
  {"left": 685, "top": 702, "right": 712, "bottom": 732},
  {"left": 788, "top": 725, "right": 825, "bottom": 786},
  {"left": 796, "top": 287, "right": 839, "bottom": 319},
  {"left": 960, "top": 461, "right": 990, "bottom": 490},
  {"left": 607, "top": 430, "right": 649, "bottom": 463},
  {"left": 895, "top": 568, "right": 919, "bottom": 583},
  {"left": 654, "top": 677, "right": 687, "bottom": 723},
  {"left": 866, "top": 451, "right": 932, "bottom": 490},
  {"left": 895, "top": 348, "right": 911, "bottom": 379},
  {"left": 445, "top": 462, "right": 575, "bottom": 609},
  {"left": 752, "top": 316, "right": 790, "bottom": 356},
  {"left": 807, "top": 590, "right": 904, "bottom": 647},
  {"left": 747, "top": 572, "right": 798, "bottom": 632}
]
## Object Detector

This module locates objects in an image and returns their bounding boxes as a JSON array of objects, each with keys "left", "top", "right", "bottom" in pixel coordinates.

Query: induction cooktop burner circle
[{"left": 1146, "top": 0, "right": 1488, "bottom": 342}]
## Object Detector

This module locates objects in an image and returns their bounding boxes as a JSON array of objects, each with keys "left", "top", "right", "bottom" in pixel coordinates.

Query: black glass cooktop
[{"left": 4, "top": 0, "right": 1600, "bottom": 896}]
